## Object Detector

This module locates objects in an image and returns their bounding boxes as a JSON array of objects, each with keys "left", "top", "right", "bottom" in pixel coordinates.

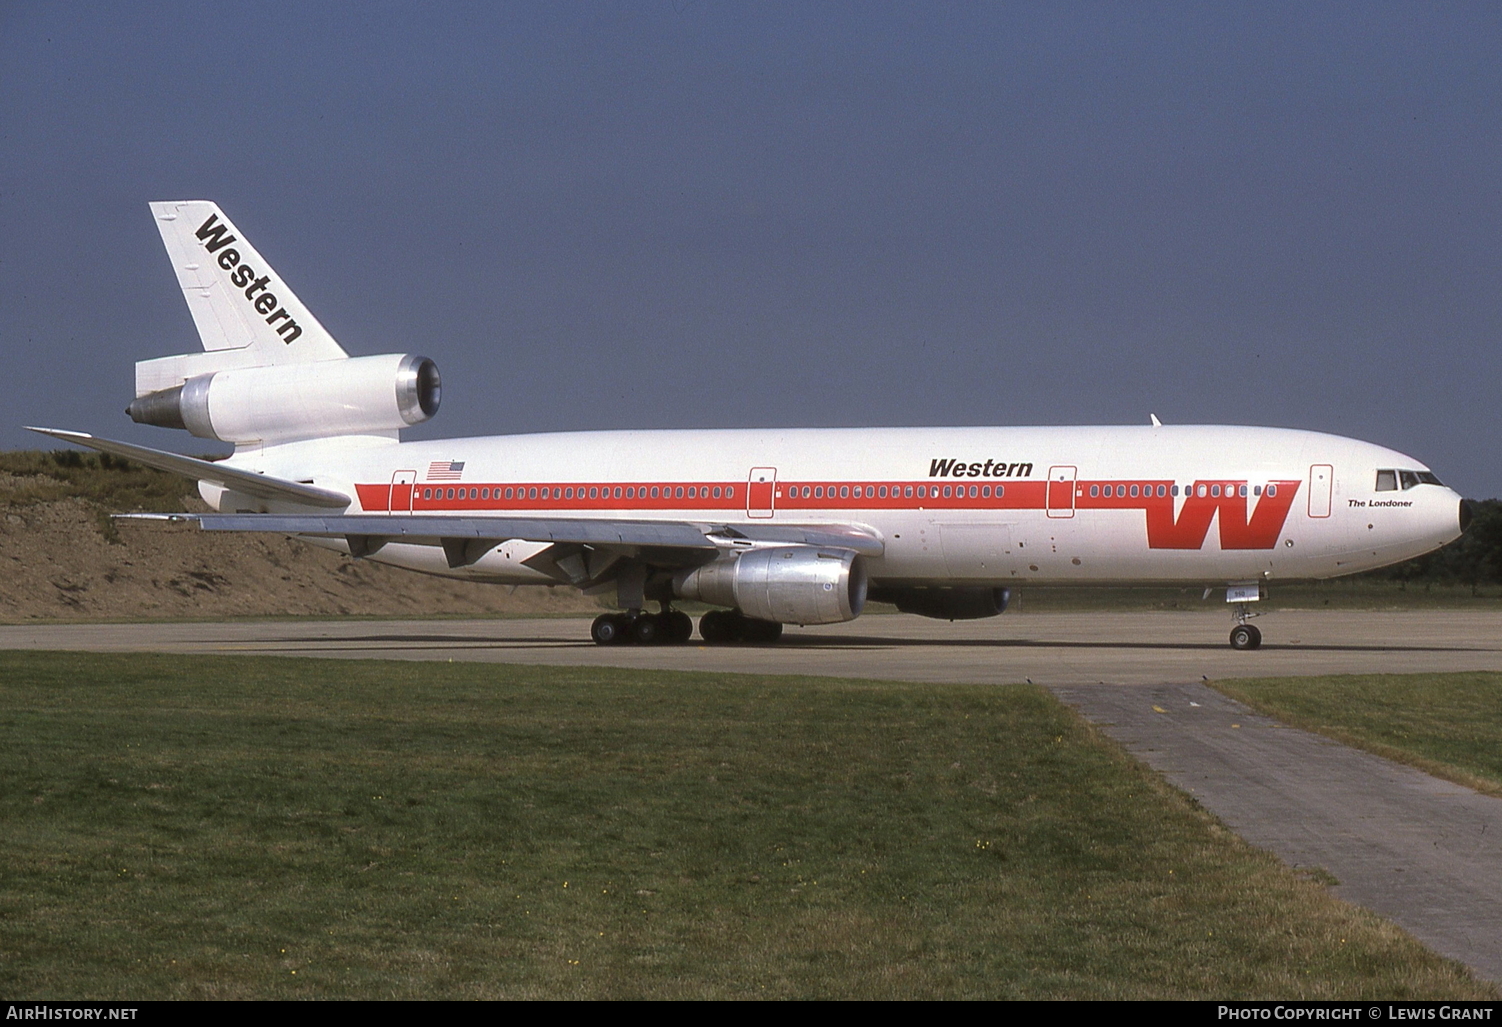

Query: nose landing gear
[{"left": 1226, "top": 583, "right": 1265, "bottom": 650}]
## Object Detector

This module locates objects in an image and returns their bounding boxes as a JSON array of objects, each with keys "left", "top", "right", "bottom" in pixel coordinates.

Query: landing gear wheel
[
  {"left": 699, "top": 610, "right": 732, "bottom": 644},
  {"left": 591, "top": 614, "right": 628, "bottom": 645},
  {"left": 633, "top": 614, "right": 662, "bottom": 645},
  {"left": 1229, "top": 624, "right": 1262, "bottom": 651},
  {"left": 666, "top": 610, "right": 693, "bottom": 643},
  {"left": 744, "top": 618, "right": 783, "bottom": 643}
]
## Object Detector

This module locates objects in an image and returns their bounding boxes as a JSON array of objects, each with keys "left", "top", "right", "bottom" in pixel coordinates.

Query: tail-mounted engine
[
  {"left": 673, "top": 546, "right": 867, "bottom": 625},
  {"left": 127, "top": 353, "right": 440, "bottom": 445}
]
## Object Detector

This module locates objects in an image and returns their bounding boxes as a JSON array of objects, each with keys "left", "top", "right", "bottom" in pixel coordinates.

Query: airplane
[{"left": 31, "top": 201, "right": 1472, "bottom": 650}]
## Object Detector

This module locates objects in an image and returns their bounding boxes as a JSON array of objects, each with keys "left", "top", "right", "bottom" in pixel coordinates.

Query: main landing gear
[
  {"left": 591, "top": 609, "right": 693, "bottom": 646},
  {"left": 588, "top": 608, "right": 785, "bottom": 645},
  {"left": 698, "top": 609, "right": 783, "bottom": 644}
]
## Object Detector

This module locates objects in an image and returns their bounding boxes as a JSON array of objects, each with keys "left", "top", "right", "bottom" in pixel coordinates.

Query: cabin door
[
  {"left": 1046, "top": 465, "right": 1077, "bottom": 518},
  {"left": 747, "top": 468, "right": 777, "bottom": 519},
  {"left": 1308, "top": 464, "right": 1333, "bottom": 518},
  {"left": 390, "top": 470, "right": 417, "bottom": 512}
]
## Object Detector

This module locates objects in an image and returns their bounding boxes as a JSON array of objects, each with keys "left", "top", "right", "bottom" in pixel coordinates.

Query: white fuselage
[{"left": 206, "top": 424, "right": 1465, "bottom": 589}]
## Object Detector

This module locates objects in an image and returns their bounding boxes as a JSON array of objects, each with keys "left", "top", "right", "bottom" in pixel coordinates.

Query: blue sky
[{"left": 3, "top": 2, "right": 1499, "bottom": 495}]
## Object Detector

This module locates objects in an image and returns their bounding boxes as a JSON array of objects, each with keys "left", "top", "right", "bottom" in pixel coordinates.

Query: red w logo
[{"left": 1144, "top": 481, "right": 1301, "bottom": 550}]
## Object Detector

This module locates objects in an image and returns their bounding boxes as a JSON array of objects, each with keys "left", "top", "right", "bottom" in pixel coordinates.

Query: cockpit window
[
  {"left": 1380, "top": 468, "right": 1443, "bottom": 491},
  {"left": 1400, "top": 470, "right": 1443, "bottom": 490}
]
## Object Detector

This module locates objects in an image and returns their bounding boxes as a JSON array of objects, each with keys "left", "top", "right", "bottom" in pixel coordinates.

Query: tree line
[{"left": 1369, "top": 498, "right": 1502, "bottom": 589}]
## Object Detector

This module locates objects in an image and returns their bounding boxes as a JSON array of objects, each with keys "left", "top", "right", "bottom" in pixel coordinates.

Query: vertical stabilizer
[{"left": 149, "top": 201, "right": 348, "bottom": 364}]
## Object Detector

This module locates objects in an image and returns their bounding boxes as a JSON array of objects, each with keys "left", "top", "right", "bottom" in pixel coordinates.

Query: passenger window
[
  {"left": 1238, "top": 485, "right": 1247, "bottom": 498},
  {"left": 905, "top": 485, "right": 914, "bottom": 498},
  {"left": 1267, "top": 485, "right": 1277, "bottom": 497},
  {"left": 1376, "top": 470, "right": 1397, "bottom": 491}
]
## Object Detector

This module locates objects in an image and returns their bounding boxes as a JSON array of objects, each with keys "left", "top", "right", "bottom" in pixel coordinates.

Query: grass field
[
  {"left": 0, "top": 653, "right": 1491, "bottom": 1000},
  {"left": 1214, "top": 673, "right": 1502, "bottom": 799}
]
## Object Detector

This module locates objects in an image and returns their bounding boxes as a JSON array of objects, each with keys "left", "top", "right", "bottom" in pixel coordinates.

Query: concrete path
[{"left": 1050, "top": 682, "right": 1502, "bottom": 985}]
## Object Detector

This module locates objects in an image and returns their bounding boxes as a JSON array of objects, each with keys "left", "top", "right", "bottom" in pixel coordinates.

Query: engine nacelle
[
  {"left": 127, "top": 353, "right": 440, "bottom": 445},
  {"left": 674, "top": 547, "right": 867, "bottom": 625},
  {"left": 867, "top": 585, "right": 1010, "bottom": 620}
]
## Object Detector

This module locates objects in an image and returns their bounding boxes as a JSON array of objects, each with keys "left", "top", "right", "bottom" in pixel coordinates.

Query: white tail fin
[{"left": 138, "top": 201, "right": 347, "bottom": 394}]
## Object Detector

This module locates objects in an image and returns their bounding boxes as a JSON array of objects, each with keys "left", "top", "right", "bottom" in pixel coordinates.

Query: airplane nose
[{"left": 1459, "top": 498, "right": 1474, "bottom": 534}]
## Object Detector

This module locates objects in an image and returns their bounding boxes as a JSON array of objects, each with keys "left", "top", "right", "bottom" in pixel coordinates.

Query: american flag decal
[{"left": 426, "top": 460, "right": 465, "bottom": 481}]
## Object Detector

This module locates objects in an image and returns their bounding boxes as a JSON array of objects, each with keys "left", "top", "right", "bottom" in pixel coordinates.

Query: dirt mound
[{"left": 1, "top": 480, "right": 601, "bottom": 623}]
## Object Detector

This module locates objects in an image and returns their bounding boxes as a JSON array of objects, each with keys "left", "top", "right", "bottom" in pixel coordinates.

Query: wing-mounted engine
[
  {"left": 127, "top": 353, "right": 440, "bottom": 445},
  {"left": 673, "top": 546, "right": 867, "bottom": 625}
]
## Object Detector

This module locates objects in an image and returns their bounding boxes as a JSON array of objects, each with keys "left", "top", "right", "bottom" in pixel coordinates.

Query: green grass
[
  {"left": 0, "top": 653, "right": 1490, "bottom": 999},
  {"left": 1213, "top": 673, "right": 1502, "bottom": 798}
]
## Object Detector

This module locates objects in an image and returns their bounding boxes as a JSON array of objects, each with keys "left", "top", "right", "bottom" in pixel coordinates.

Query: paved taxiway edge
[{"left": 1051, "top": 682, "right": 1502, "bottom": 985}]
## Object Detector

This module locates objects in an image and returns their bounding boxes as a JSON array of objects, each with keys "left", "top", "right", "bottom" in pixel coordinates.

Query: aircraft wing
[
  {"left": 27, "top": 428, "right": 351, "bottom": 508},
  {"left": 114, "top": 512, "right": 886, "bottom": 572}
]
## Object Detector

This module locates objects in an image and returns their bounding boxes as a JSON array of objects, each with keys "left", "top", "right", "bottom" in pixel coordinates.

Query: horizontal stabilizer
[{"left": 26, "top": 428, "right": 350, "bottom": 509}]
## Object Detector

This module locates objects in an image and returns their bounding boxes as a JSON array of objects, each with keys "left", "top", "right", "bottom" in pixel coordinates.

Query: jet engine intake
[
  {"left": 674, "top": 546, "right": 867, "bottom": 625},
  {"left": 127, "top": 353, "right": 440, "bottom": 444}
]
